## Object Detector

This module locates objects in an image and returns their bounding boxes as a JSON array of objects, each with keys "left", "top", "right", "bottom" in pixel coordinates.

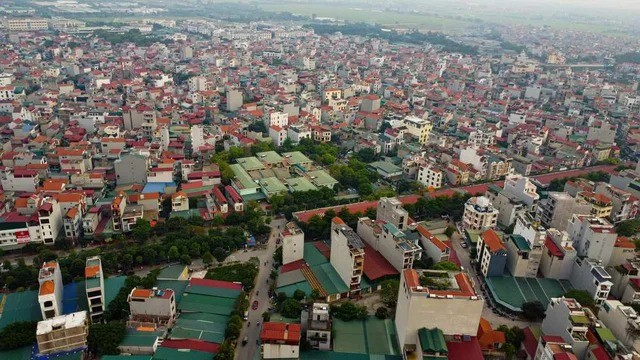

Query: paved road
[
  {"left": 449, "top": 231, "right": 533, "bottom": 328},
  {"left": 235, "top": 218, "right": 287, "bottom": 360}
]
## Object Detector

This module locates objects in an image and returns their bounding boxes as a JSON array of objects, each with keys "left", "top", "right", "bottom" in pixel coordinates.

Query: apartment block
[
  {"left": 540, "top": 297, "right": 591, "bottom": 359},
  {"left": 357, "top": 217, "right": 421, "bottom": 272},
  {"left": 416, "top": 225, "right": 450, "bottom": 264},
  {"left": 171, "top": 191, "right": 189, "bottom": 212},
  {"left": 538, "top": 192, "right": 592, "bottom": 231},
  {"left": 576, "top": 191, "right": 613, "bottom": 219},
  {"left": 85, "top": 256, "right": 105, "bottom": 322},
  {"left": 598, "top": 300, "right": 640, "bottom": 353},
  {"left": 476, "top": 229, "right": 507, "bottom": 277},
  {"left": 306, "top": 303, "right": 331, "bottom": 351},
  {"left": 539, "top": 229, "right": 577, "bottom": 280},
  {"left": 36, "top": 311, "right": 88, "bottom": 355},
  {"left": 395, "top": 269, "right": 484, "bottom": 359},
  {"left": 594, "top": 182, "right": 639, "bottom": 223},
  {"left": 330, "top": 217, "right": 365, "bottom": 297},
  {"left": 569, "top": 258, "right": 612, "bottom": 305},
  {"left": 7, "top": 18, "right": 49, "bottom": 31},
  {"left": 38, "top": 261, "right": 63, "bottom": 320},
  {"left": 509, "top": 214, "right": 545, "bottom": 277},
  {"left": 485, "top": 184, "right": 528, "bottom": 227},
  {"left": 403, "top": 116, "right": 432, "bottom": 145},
  {"left": 462, "top": 196, "right": 499, "bottom": 231},
  {"left": 128, "top": 287, "right": 176, "bottom": 326},
  {"left": 566, "top": 215, "right": 617, "bottom": 267},
  {"left": 376, "top": 197, "right": 409, "bottom": 231},
  {"left": 608, "top": 260, "right": 640, "bottom": 304},
  {"left": 281, "top": 221, "right": 304, "bottom": 265},
  {"left": 533, "top": 335, "right": 578, "bottom": 360}
]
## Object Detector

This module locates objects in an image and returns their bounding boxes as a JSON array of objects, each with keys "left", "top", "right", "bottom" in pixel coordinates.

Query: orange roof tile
[
  {"left": 482, "top": 229, "right": 506, "bottom": 253},
  {"left": 132, "top": 288, "right": 153, "bottom": 298},
  {"left": 39, "top": 280, "right": 55, "bottom": 296},
  {"left": 85, "top": 265, "right": 100, "bottom": 278}
]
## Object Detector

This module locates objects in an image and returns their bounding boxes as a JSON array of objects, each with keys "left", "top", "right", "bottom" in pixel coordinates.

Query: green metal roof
[
  {"left": 256, "top": 151, "right": 284, "bottom": 164},
  {"left": 236, "top": 156, "right": 265, "bottom": 171},
  {"left": 368, "top": 161, "right": 402, "bottom": 176},
  {"left": 103, "top": 356, "right": 152, "bottom": 360},
  {"left": 595, "top": 327, "right": 617, "bottom": 342},
  {"left": 307, "top": 170, "right": 338, "bottom": 187},
  {"left": 119, "top": 332, "right": 159, "bottom": 347},
  {"left": 510, "top": 235, "right": 531, "bottom": 252},
  {"left": 259, "top": 176, "right": 288, "bottom": 196},
  {"left": 153, "top": 347, "right": 213, "bottom": 360},
  {"left": 158, "top": 265, "right": 188, "bottom": 280},
  {"left": 230, "top": 163, "right": 259, "bottom": 190},
  {"left": 0, "top": 346, "right": 32, "bottom": 360},
  {"left": 286, "top": 177, "right": 318, "bottom": 192},
  {"left": 304, "top": 242, "right": 329, "bottom": 267},
  {"left": 282, "top": 151, "right": 312, "bottom": 165},
  {"left": 154, "top": 280, "right": 189, "bottom": 303},
  {"left": 418, "top": 327, "right": 447, "bottom": 354},
  {"left": 313, "top": 263, "right": 349, "bottom": 295}
]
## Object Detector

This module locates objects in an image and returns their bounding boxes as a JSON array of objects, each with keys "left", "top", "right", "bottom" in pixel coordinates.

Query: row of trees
[
  {"left": 547, "top": 171, "right": 611, "bottom": 192},
  {"left": 0, "top": 215, "right": 264, "bottom": 291}
]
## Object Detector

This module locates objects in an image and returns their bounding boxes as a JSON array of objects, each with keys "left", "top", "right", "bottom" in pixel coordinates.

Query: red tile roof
[
  {"left": 481, "top": 229, "right": 506, "bottom": 253},
  {"left": 280, "top": 260, "right": 305, "bottom": 274},
  {"left": 260, "top": 322, "right": 301, "bottom": 345},
  {"left": 363, "top": 245, "right": 398, "bottom": 280},
  {"left": 161, "top": 340, "right": 219, "bottom": 354},
  {"left": 545, "top": 237, "right": 564, "bottom": 258},
  {"left": 522, "top": 327, "right": 539, "bottom": 359},
  {"left": 446, "top": 337, "right": 483, "bottom": 360},
  {"left": 188, "top": 278, "right": 242, "bottom": 291}
]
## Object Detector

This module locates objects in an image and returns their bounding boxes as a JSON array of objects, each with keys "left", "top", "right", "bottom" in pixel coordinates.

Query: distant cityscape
[{"left": 0, "top": 1, "right": 639, "bottom": 360}]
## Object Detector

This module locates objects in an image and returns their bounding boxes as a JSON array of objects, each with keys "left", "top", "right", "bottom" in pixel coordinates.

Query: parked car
[
  {"left": 242, "top": 336, "right": 248, "bottom": 346},
  {"left": 252, "top": 300, "right": 259, "bottom": 310}
]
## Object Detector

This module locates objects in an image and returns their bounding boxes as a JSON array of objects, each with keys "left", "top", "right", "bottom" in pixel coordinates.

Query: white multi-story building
[
  {"left": 569, "top": 258, "right": 612, "bottom": 305},
  {"left": 281, "top": 222, "right": 304, "bottom": 265},
  {"left": 128, "top": 287, "right": 176, "bottom": 326},
  {"left": 395, "top": 269, "right": 483, "bottom": 359},
  {"left": 330, "top": 218, "right": 365, "bottom": 298},
  {"left": 416, "top": 165, "right": 443, "bottom": 189},
  {"left": 265, "top": 111, "right": 289, "bottom": 128},
  {"left": 85, "top": 256, "right": 105, "bottom": 322},
  {"left": 566, "top": 215, "right": 617, "bottom": 267},
  {"left": 357, "top": 218, "right": 421, "bottom": 273},
  {"left": 36, "top": 311, "right": 88, "bottom": 355},
  {"left": 462, "top": 196, "right": 499, "bottom": 231},
  {"left": 598, "top": 300, "right": 640, "bottom": 353},
  {"left": 540, "top": 297, "right": 590, "bottom": 359},
  {"left": 538, "top": 192, "right": 592, "bottom": 231},
  {"left": 287, "top": 124, "right": 312, "bottom": 144},
  {"left": 468, "top": 129, "right": 495, "bottom": 149},
  {"left": 502, "top": 174, "right": 539, "bottom": 209},
  {"left": 376, "top": 197, "right": 409, "bottom": 231},
  {"left": 38, "top": 261, "right": 64, "bottom": 320},
  {"left": 508, "top": 214, "right": 545, "bottom": 277},
  {"left": 539, "top": 229, "right": 577, "bottom": 280},
  {"left": 306, "top": 303, "right": 331, "bottom": 351}
]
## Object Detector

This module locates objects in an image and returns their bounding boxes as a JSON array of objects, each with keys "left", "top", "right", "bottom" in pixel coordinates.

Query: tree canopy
[{"left": 0, "top": 321, "right": 37, "bottom": 350}]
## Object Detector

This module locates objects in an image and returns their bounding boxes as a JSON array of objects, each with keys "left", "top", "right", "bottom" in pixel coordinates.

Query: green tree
[
  {"left": 521, "top": 301, "right": 546, "bottom": 321},
  {"left": 430, "top": 261, "right": 460, "bottom": 271},
  {"left": 293, "top": 289, "right": 306, "bottom": 301},
  {"left": 216, "top": 340, "right": 235, "bottom": 360},
  {"left": 281, "top": 298, "right": 302, "bottom": 318},
  {"left": 180, "top": 254, "right": 192, "bottom": 265},
  {"left": 380, "top": 279, "right": 400, "bottom": 307},
  {"left": 444, "top": 226, "right": 456, "bottom": 237},
  {"left": 333, "top": 301, "right": 368, "bottom": 321},
  {"left": 502, "top": 343, "right": 517, "bottom": 360},
  {"left": 375, "top": 306, "right": 389, "bottom": 319},
  {"left": 564, "top": 290, "right": 595, "bottom": 309},
  {"left": 262, "top": 311, "right": 271, "bottom": 322},
  {"left": 354, "top": 148, "right": 378, "bottom": 163},
  {"left": 310, "top": 289, "right": 322, "bottom": 300},
  {"left": 202, "top": 251, "right": 214, "bottom": 266},
  {"left": 617, "top": 219, "right": 640, "bottom": 237},
  {"left": 273, "top": 246, "right": 283, "bottom": 267},
  {"left": 132, "top": 219, "right": 151, "bottom": 243},
  {"left": 168, "top": 246, "right": 180, "bottom": 262},
  {"left": 225, "top": 315, "right": 243, "bottom": 339},
  {"left": 87, "top": 322, "right": 126, "bottom": 356},
  {"left": 497, "top": 325, "right": 525, "bottom": 348},
  {"left": 0, "top": 321, "right": 37, "bottom": 350}
]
